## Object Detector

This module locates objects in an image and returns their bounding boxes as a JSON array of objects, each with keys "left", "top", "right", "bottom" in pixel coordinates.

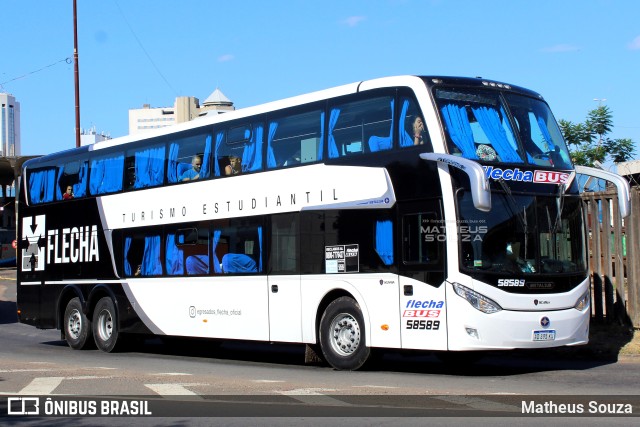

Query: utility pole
[{"left": 73, "top": 0, "right": 81, "bottom": 148}]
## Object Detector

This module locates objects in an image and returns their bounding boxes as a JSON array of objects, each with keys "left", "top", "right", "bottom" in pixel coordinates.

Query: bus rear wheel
[
  {"left": 319, "top": 296, "right": 370, "bottom": 370},
  {"left": 92, "top": 297, "right": 120, "bottom": 353},
  {"left": 63, "top": 297, "right": 93, "bottom": 350}
]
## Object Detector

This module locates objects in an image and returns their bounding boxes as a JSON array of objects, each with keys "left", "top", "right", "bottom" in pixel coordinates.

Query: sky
[{"left": 2, "top": 0, "right": 640, "bottom": 169}]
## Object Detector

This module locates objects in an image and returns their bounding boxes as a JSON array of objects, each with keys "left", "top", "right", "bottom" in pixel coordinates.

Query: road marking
[
  {"left": 145, "top": 383, "right": 203, "bottom": 399},
  {"left": 351, "top": 385, "right": 399, "bottom": 389},
  {"left": 152, "top": 373, "right": 193, "bottom": 376},
  {"left": 18, "top": 377, "right": 64, "bottom": 395},
  {"left": 253, "top": 380, "right": 285, "bottom": 383},
  {"left": 279, "top": 388, "right": 351, "bottom": 407}
]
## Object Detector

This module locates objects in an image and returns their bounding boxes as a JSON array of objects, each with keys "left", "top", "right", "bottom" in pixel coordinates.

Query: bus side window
[
  {"left": 56, "top": 160, "right": 88, "bottom": 201},
  {"left": 89, "top": 154, "right": 124, "bottom": 195},
  {"left": 213, "top": 221, "right": 262, "bottom": 274},
  {"left": 124, "top": 232, "right": 162, "bottom": 277},
  {"left": 399, "top": 97, "right": 432, "bottom": 149},
  {"left": 402, "top": 212, "right": 441, "bottom": 265},
  {"left": 167, "top": 131, "right": 212, "bottom": 183},
  {"left": 27, "top": 167, "right": 56, "bottom": 204},
  {"left": 266, "top": 109, "right": 323, "bottom": 169},
  {"left": 328, "top": 96, "right": 394, "bottom": 158},
  {"left": 270, "top": 213, "right": 299, "bottom": 274},
  {"left": 125, "top": 144, "right": 166, "bottom": 189}
]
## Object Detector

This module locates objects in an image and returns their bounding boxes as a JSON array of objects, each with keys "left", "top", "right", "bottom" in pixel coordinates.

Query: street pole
[{"left": 73, "top": 0, "right": 81, "bottom": 148}]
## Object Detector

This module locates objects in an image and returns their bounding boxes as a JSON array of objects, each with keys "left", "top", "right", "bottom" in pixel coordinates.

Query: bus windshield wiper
[
  {"left": 551, "top": 171, "right": 575, "bottom": 237},
  {"left": 496, "top": 178, "right": 526, "bottom": 231}
]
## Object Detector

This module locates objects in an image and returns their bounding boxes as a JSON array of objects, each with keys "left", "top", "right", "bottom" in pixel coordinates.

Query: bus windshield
[
  {"left": 457, "top": 192, "right": 586, "bottom": 276},
  {"left": 435, "top": 88, "right": 573, "bottom": 169}
]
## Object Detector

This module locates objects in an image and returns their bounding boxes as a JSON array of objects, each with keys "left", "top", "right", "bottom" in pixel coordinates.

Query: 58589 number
[{"left": 405, "top": 320, "right": 440, "bottom": 330}]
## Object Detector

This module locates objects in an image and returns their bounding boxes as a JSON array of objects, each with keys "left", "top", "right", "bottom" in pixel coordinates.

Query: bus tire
[
  {"left": 319, "top": 296, "right": 370, "bottom": 370},
  {"left": 63, "top": 297, "right": 93, "bottom": 350},
  {"left": 92, "top": 297, "right": 120, "bottom": 353}
]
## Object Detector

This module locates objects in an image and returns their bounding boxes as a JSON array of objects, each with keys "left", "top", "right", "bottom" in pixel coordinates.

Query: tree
[{"left": 559, "top": 105, "right": 635, "bottom": 166}]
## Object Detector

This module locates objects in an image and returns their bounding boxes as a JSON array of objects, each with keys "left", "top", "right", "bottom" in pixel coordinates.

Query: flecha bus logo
[{"left": 22, "top": 215, "right": 46, "bottom": 271}]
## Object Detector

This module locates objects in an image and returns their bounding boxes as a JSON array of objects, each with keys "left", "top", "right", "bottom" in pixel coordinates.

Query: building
[
  {"left": 618, "top": 159, "right": 640, "bottom": 187},
  {"left": 0, "top": 93, "right": 20, "bottom": 157},
  {"left": 80, "top": 126, "right": 112, "bottom": 146},
  {"left": 128, "top": 88, "right": 234, "bottom": 135}
]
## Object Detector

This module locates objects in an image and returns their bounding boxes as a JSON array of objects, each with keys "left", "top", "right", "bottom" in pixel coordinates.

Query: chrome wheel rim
[
  {"left": 67, "top": 309, "right": 82, "bottom": 340},
  {"left": 97, "top": 309, "right": 113, "bottom": 342},
  {"left": 329, "top": 313, "right": 361, "bottom": 356}
]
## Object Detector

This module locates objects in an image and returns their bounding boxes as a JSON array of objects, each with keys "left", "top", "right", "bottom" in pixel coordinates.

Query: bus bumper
[{"left": 446, "top": 295, "right": 590, "bottom": 351}]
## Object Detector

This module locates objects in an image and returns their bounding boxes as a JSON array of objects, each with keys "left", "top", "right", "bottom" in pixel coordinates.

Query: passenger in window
[
  {"left": 181, "top": 155, "right": 202, "bottom": 181},
  {"left": 225, "top": 155, "right": 242, "bottom": 176},
  {"left": 413, "top": 116, "right": 426, "bottom": 145},
  {"left": 63, "top": 185, "right": 74, "bottom": 200}
]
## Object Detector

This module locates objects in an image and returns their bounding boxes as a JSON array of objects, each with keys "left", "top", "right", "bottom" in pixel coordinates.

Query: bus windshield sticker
[{"left": 325, "top": 244, "right": 359, "bottom": 274}]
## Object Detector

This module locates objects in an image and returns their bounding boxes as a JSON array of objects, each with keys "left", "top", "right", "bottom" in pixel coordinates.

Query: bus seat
[
  {"left": 221, "top": 253, "right": 257, "bottom": 273},
  {"left": 177, "top": 162, "right": 192, "bottom": 180},
  {"left": 368, "top": 135, "right": 392, "bottom": 152},
  {"left": 186, "top": 255, "right": 209, "bottom": 275}
]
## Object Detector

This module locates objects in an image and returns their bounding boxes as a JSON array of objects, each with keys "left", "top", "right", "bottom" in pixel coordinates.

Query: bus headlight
[
  {"left": 452, "top": 283, "right": 502, "bottom": 314},
  {"left": 574, "top": 291, "right": 590, "bottom": 311}
]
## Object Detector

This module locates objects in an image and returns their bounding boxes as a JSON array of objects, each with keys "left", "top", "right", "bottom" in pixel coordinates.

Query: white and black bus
[{"left": 16, "top": 76, "right": 630, "bottom": 370}]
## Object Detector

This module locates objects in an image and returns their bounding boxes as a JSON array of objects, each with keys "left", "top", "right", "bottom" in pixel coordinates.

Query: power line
[
  {"left": 113, "top": 0, "right": 178, "bottom": 97},
  {"left": 0, "top": 57, "right": 72, "bottom": 89}
]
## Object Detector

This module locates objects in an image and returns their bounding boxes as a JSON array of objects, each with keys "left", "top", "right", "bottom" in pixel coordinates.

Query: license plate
[{"left": 533, "top": 330, "right": 556, "bottom": 341}]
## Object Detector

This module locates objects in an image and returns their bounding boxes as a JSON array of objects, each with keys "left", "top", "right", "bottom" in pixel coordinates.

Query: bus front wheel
[
  {"left": 63, "top": 297, "right": 93, "bottom": 350},
  {"left": 319, "top": 297, "right": 370, "bottom": 370},
  {"left": 92, "top": 297, "right": 120, "bottom": 352}
]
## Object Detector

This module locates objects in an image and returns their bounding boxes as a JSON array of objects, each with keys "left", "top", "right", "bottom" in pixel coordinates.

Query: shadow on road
[
  {"left": 0, "top": 300, "right": 17, "bottom": 324},
  {"left": 57, "top": 331, "right": 628, "bottom": 377}
]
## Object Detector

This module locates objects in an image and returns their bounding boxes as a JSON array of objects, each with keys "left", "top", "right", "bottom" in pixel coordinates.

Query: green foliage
[{"left": 560, "top": 105, "right": 635, "bottom": 166}]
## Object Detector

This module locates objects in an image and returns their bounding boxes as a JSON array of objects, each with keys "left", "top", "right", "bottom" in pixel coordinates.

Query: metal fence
[{"left": 582, "top": 186, "right": 640, "bottom": 327}]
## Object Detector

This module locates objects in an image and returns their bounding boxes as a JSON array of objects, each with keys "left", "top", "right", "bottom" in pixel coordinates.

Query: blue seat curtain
[
  {"left": 328, "top": 108, "right": 341, "bottom": 158},
  {"left": 440, "top": 104, "right": 477, "bottom": 159},
  {"left": 74, "top": 162, "right": 88, "bottom": 197},
  {"left": 212, "top": 229, "right": 222, "bottom": 273},
  {"left": 165, "top": 234, "right": 184, "bottom": 275},
  {"left": 241, "top": 125, "right": 263, "bottom": 172},
  {"left": 134, "top": 147, "right": 165, "bottom": 188},
  {"left": 375, "top": 220, "right": 394, "bottom": 265},
  {"left": 266, "top": 122, "right": 278, "bottom": 169},
  {"left": 141, "top": 235, "right": 162, "bottom": 276},
  {"left": 213, "top": 131, "right": 225, "bottom": 177},
  {"left": 535, "top": 115, "right": 556, "bottom": 151},
  {"left": 28, "top": 169, "right": 55, "bottom": 204},
  {"left": 124, "top": 237, "right": 133, "bottom": 276},
  {"left": 399, "top": 99, "right": 414, "bottom": 147},
  {"left": 317, "top": 111, "right": 325, "bottom": 161},
  {"left": 200, "top": 135, "right": 212, "bottom": 179},
  {"left": 472, "top": 106, "right": 523, "bottom": 163},
  {"left": 368, "top": 99, "right": 394, "bottom": 152},
  {"left": 167, "top": 143, "right": 179, "bottom": 183},
  {"left": 55, "top": 166, "right": 66, "bottom": 200},
  {"left": 90, "top": 155, "right": 124, "bottom": 195}
]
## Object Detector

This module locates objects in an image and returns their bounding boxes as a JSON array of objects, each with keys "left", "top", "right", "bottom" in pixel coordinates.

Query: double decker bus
[{"left": 16, "top": 76, "right": 630, "bottom": 370}]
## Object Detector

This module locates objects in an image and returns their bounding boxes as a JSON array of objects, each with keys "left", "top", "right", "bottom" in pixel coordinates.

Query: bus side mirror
[
  {"left": 575, "top": 165, "right": 631, "bottom": 218},
  {"left": 420, "top": 153, "right": 491, "bottom": 212}
]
